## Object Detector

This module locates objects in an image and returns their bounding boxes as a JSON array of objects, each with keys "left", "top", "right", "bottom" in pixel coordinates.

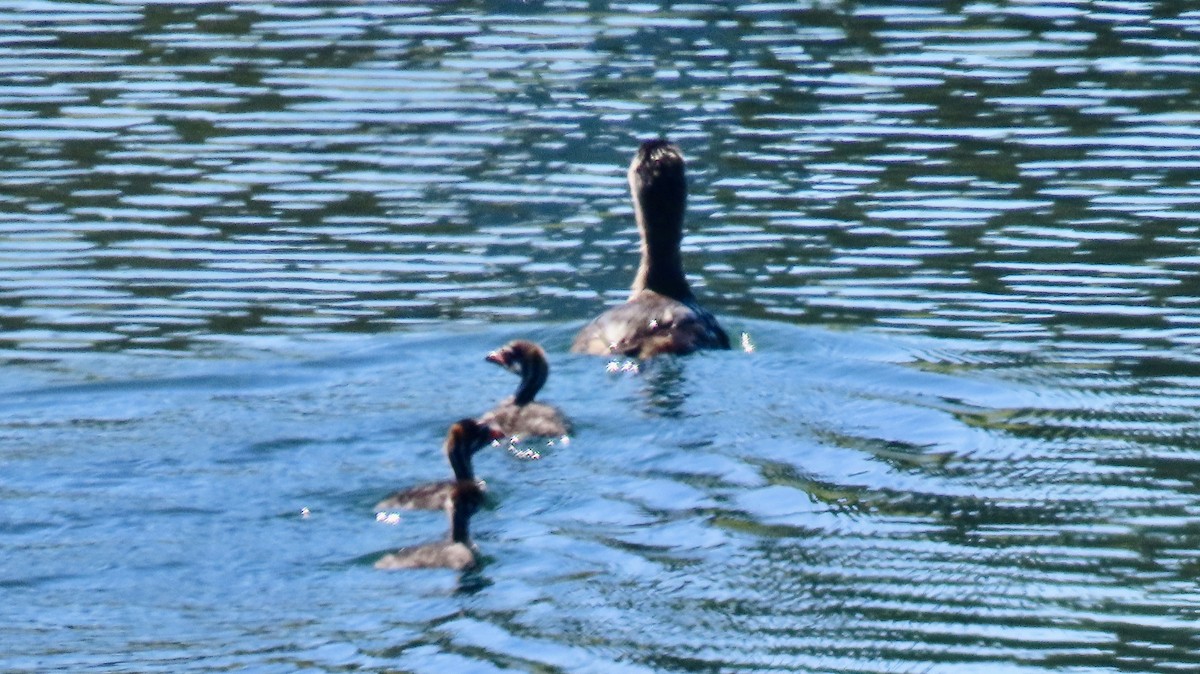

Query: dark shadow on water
[
  {"left": 637, "top": 357, "right": 688, "bottom": 419},
  {"left": 453, "top": 568, "right": 492, "bottom": 596}
]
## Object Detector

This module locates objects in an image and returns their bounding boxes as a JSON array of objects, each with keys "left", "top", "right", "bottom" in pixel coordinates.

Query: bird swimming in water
[
  {"left": 480, "top": 340, "right": 571, "bottom": 439},
  {"left": 374, "top": 480, "right": 485, "bottom": 571},
  {"left": 572, "top": 139, "right": 729, "bottom": 359},
  {"left": 374, "top": 419, "right": 501, "bottom": 512}
]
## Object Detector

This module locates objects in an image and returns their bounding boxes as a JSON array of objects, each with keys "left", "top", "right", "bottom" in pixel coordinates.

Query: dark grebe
[
  {"left": 572, "top": 139, "right": 730, "bottom": 358},
  {"left": 480, "top": 340, "right": 571, "bottom": 438},
  {"left": 374, "top": 419, "right": 500, "bottom": 512},
  {"left": 374, "top": 480, "right": 484, "bottom": 571}
]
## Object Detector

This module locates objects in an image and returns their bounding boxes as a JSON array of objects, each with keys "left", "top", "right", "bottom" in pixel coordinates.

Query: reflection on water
[
  {"left": 5, "top": 323, "right": 1199, "bottom": 673},
  {"left": 3, "top": 2, "right": 1200, "bottom": 673},
  {"left": 2, "top": 1, "right": 1199, "bottom": 364}
]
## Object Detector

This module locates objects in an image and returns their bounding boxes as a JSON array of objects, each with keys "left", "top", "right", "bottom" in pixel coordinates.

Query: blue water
[
  {"left": 4, "top": 1, "right": 1200, "bottom": 672},
  {"left": 7, "top": 321, "right": 1197, "bottom": 671}
]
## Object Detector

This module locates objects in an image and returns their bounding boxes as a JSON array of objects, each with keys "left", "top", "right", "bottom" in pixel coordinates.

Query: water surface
[{"left": 3, "top": 2, "right": 1200, "bottom": 672}]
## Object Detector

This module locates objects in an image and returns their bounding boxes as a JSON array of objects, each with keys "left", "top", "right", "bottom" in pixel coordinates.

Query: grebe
[
  {"left": 374, "top": 480, "right": 484, "bottom": 571},
  {"left": 572, "top": 139, "right": 730, "bottom": 358},
  {"left": 374, "top": 419, "right": 500, "bottom": 512},
  {"left": 480, "top": 340, "right": 571, "bottom": 439}
]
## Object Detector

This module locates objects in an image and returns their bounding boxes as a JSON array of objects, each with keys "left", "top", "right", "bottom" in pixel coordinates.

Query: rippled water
[{"left": 4, "top": 2, "right": 1200, "bottom": 672}]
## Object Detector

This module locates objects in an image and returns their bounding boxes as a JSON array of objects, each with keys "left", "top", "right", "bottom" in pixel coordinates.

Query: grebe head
[
  {"left": 444, "top": 418, "right": 503, "bottom": 481},
  {"left": 486, "top": 340, "right": 550, "bottom": 406},
  {"left": 485, "top": 339, "right": 545, "bottom": 376},
  {"left": 445, "top": 418, "right": 502, "bottom": 453},
  {"left": 628, "top": 139, "right": 686, "bottom": 221}
]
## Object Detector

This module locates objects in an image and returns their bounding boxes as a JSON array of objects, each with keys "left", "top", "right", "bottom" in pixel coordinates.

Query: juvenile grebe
[
  {"left": 572, "top": 139, "right": 730, "bottom": 358},
  {"left": 374, "top": 419, "right": 501, "bottom": 512},
  {"left": 374, "top": 480, "right": 484, "bottom": 571},
  {"left": 480, "top": 340, "right": 571, "bottom": 438}
]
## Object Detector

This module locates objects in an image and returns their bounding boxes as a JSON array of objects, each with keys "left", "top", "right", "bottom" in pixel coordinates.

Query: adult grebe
[
  {"left": 571, "top": 139, "right": 730, "bottom": 358},
  {"left": 374, "top": 419, "right": 500, "bottom": 512},
  {"left": 480, "top": 340, "right": 571, "bottom": 439},
  {"left": 374, "top": 480, "right": 484, "bottom": 571}
]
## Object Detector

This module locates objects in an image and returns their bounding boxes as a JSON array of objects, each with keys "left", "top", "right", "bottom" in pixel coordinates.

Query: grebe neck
[
  {"left": 447, "top": 444, "right": 474, "bottom": 482},
  {"left": 628, "top": 143, "right": 692, "bottom": 301},
  {"left": 450, "top": 497, "right": 473, "bottom": 544},
  {"left": 513, "top": 355, "right": 548, "bottom": 406}
]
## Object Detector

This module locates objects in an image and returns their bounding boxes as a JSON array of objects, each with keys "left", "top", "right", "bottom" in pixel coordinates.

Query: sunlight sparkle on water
[
  {"left": 741, "top": 332, "right": 755, "bottom": 353},
  {"left": 506, "top": 439, "right": 542, "bottom": 461},
  {"left": 606, "top": 359, "right": 640, "bottom": 374},
  {"left": 375, "top": 512, "right": 403, "bottom": 525}
]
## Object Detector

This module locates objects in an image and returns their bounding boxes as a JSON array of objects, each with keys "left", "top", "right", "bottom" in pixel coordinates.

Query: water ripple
[{"left": 4, "top": 2, "right": 1200, "bottom": 672}]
